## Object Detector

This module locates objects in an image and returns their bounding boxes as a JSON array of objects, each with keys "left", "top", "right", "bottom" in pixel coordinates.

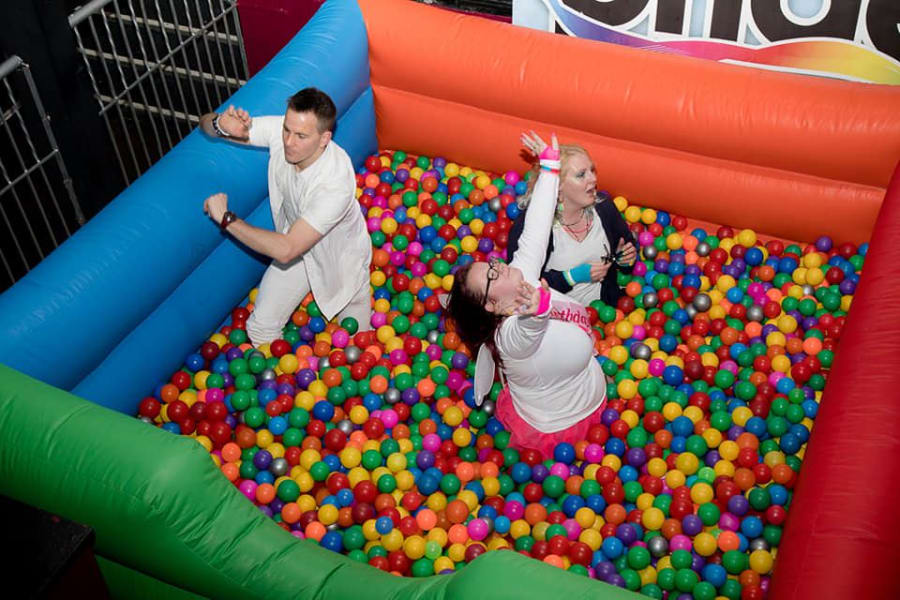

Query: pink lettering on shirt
[{"left": 549, "top": 298, "right": 594, "bottom": 339}]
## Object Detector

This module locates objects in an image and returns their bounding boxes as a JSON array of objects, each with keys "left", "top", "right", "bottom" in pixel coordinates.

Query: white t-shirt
[
  {"left": 547, "top": 215, "right": 610, "bottom": 305},
  {"left": 248, "top": 116, "right": 371, "bottom": 320},
  {"left": 494, "top": 171, "right": 607, "bottom": 433}
]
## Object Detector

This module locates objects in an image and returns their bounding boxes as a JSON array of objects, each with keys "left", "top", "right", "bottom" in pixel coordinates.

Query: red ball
[{"left": 138, "top": 397, "right": 161, "bottom": 418}]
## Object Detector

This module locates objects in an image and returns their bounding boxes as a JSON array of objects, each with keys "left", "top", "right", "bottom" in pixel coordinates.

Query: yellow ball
[
  {"left": 460, "top": 235, "right": 478, "bottom": 253},
  {"left": 630, "top": 359, "right": 649, "bottom": 379},
  {"left": 620, "top": 409, "right": 640, "bottom": 429},
  {"left": 690, "top": 482, "right": 714, "bottom": 504},
  {"left": 777, "top": 315, "right": 798, "bottom": 334},
  {"left": 443, "top": 406, "right": 464, "bottom": 427},
  {"left": 382, "top": 529, "right": 403, "bottom": 552},
  {"left": 575, "top": 507, "right": 597, "bottom": 529},
  {"left": 376, "top": 325, "right": 396, "bottom": 345},
  {"left": 403, "top": 535, "right": 426, "bottom": 560},
  {"left": 718, "top": 440, "right": 740, "bottom": 461},
  {"left": 749, "top": 549, "right": 774, "bottom": 574},
  {"left": 433, "top": 557, "right": 455, "bottom": 573},
  {"left": 386, "top": 452, "right": 407, "bottom": 472},
  {"left": 295, "top": 471, "right": 314, "bottom": 492},
  {"left": 805, "top": 267, "right": 825, "bottom": 286},
  {"left": 448, "top": 543, "right": 466, "bottom": 563},
  {"left": 482, "top": 476, "right": 500, "bottom": 497},
  {"left": 737, "top": 229, "right": 757, "bottom": 247},
  {"left": 278, "top": 354, "right": 299, "bottom": 374},
  {"left": 694, "top": 532, "right": 718, "bottom": 556},
  {"left": 318, "top": 504, "right": 339, "bottom": 525},
  {"left": 308, "top": 380, "right": 327, "bottom": 398},
  {"left": 601, "top": 454, "right": 622, "bottom": 471},
  {"left": 427, "top": 492, "right": 447, "bottom": 512},
  {"left": 509, "top": 519, "right": 531, "bottom": 539},
  {"left": 732, "top": 407, "right": 754, "bottom": 427},
  {"left": 716, "top": 275, "right": 736, "bottom": 293},
  {"left": 702, "top": 427, "right": 723, "bottom": 448},
  {"left": 641, "top": 507, "right": 665, "bottom": 531},
  {"left": 624, "top": 205, "right": 642, "bottom": 223},
  {"left": 349, "top": 405, "right": 369, "bottom": 425},
  {"left": 675, "top": 453, "right": 699, "bottom": 475},
  {"left": 579, "top": 528, "right": 602, "bottom": 551},
  {"left": 444, "top": 163, "right": 460, "bottom": 177},
  {"left": 613, "top": 196, "right": 628, "bottom": 212},
  {"left": 662, "top": 402, "right": 683, "bottom": 422},
  {"left": 666, "top": 233, "right": 683, "bottom": 250},
  {"left": 683, "top": 406, "right": 703, "bottom": 424},
  {"left": 665, "top": 470, "right": 686, "bottom": 489},
  {"left": 256, "top": 429, "right": 274, "bottom": 449},
  {"left": 294, "top": 391, "right": 315, "bottom": 410},
  {"left": 362, "top": 519, "right": 379, "bottom": 540},
  {"left": 647, "top": 457, "right": 667, "bottom": 478},
  {"left": 713, "top": 459, "right": 735, "bottom": 479},
  {"left": 427, "top": 527, "right": 448, "bottom": 547},
  {"left": 458, "top": 490, "right": 479, "bottom": 512},
  {"left": 615, "top": 320, "right": 634, "bottom": 339},
  {"left": 640, "top": 208, "right": 657, "bottom": 225},
  {"left": 452, "top": 427, "right": 472, "bottom": 447},
  {"left": 617, "top": 379, "right": 638, "bottom": 400},
  {"left": 609, "top": 345, "right": 629, "bottom": 365}
]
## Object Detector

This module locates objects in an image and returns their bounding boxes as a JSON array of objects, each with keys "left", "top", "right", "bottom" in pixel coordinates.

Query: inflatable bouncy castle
[{"left": 1, "top": 0, "right": 899, "bottom": 598}]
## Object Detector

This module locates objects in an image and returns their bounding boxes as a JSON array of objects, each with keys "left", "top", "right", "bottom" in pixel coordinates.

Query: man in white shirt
[{"left": 200, "top": 88, "right": 372, "bottom": 346}]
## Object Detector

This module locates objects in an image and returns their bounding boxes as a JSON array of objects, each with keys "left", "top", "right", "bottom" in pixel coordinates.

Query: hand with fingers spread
[
  {"left": 521, "top": 131, "right": 560, "bottom": 163},
  {"left": 217, "top": 105, "right": 251, "bottom": 139},
  {"left": 500, "top": 279, "right": 550, "bottom": 317},
  {"left": 616, "top": 238, "right": 637, "bottom": 267}
]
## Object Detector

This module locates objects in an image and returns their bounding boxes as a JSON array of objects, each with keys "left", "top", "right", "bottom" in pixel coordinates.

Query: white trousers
[{"left": 246, "top": 258, "right": 372, "bottom": 346}]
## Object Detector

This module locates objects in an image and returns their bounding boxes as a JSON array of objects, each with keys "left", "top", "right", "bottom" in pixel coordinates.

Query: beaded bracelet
[{"left": 212, "top": 114, "right": 231, "bottom": 138}]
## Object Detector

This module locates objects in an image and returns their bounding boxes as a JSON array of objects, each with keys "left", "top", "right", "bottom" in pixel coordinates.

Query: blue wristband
[{"left": 565, "top": 263, "right": 592, "bottom": 285}]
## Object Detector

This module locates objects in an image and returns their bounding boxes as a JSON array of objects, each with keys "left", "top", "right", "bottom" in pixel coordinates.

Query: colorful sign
[{"left": 527, "top": 0, "right": 900, "bottom": 84}]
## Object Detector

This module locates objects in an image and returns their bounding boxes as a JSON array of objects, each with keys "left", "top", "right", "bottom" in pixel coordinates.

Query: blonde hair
[{"left": 517, "top": 144, "right": 592, "bottom": 209}]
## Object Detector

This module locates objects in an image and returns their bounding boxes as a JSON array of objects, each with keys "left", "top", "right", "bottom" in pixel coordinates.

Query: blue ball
[
  {"left": 320, "top": 530, "right": 343, "bottom": 553},
  {"left": 313, "top": 400, "right": 335, "bottom": 422},
  {"left": 185, "top": 353, "right": 205, "bottom": 371},
  {"left": 553, "top": 442, "right": 576, "bottom": 464},
  {"left": 601, "top": 536, "right": 624, "bottom": 559},
  {"left": 375, "top": 516, "right": 394, "bottom": 534}
]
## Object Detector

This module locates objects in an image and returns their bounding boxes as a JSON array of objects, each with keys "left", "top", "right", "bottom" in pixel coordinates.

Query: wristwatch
[{"left": 220, "top": 210, "right": 238, "bottom": 230}]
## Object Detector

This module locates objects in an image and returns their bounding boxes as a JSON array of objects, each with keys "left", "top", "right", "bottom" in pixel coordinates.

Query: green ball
[
  {"left": 602, "top": 359, "right": 619, "bottom": 376},
  {"left": 347, "top": 549, "right": 367, "bottom": 563},
  {"left": 692, "top": 581, "right": 717, "bottom": 600},
  {"left": 282, "top": 428, "right": 303, "bottom": 447},
  {"left": 670, "top": 549, "right": 693, "bottom": 570},
  {"left": 244, "top": 406, "right": 266, "bottom": 428},
  {"left": 440, "top": 474, "right": 461, "bottom": 495},
  {"left": 411, "top": 558, "right": 434, "bottom": 577},
  {"left": 458, "top": 446, "right": 477, "bottom": 462},
  {"left": 411, "top": 402, "right": 431, "bottom": 422},
  {"left": 748, "top": 487, "right": 771, "bottom": 510},
  {"left": 514, "top": 535, "right": 534, "bottom": 551},
  {"left": 719, "top": 579, "right": 742, "bottom": 600},
  {"left": 713, "top": 369, "right": 735, "bottom": 389},
  {"left": 621, "top": 569, "right": 641, "bottom": 591},
  {"left": 568, "top": 564, "right": 589, "bottom": 577},
  {"left": 697, "top": 502, "right": 720, "bottom": 526},
  {"left": 342, "top": 526, "right": 366, "bottom": 550},
  {"left": 674, "top": 568, "right": 698, "bottom": 592},
  {"left": 239, "top": 461, "right": 258, "bottom": 480},
  {"left": 380, "top": 438, "right": 400, "bottom": 456},
  {"left": 361, "top": 450, "right": 382, "bottom": 470},
  {"left": 656, "top": 568, "right": 676, "bottom": 590},
  {"left": 580, "top": 479, "right": 601, "bottom": 498},
  {"left": 685, "top": 435, "right": 708, "bottom": 456},
  {"left": 377, "top": 473, "right": 397, "bottom": 493},
  {"left": 640, "top": 583, "right": 663, "bottom": 599},
  {"left": 235, "top": 373, "right": 256, "bottom": 391},
  {"left": 231, "top": 390, "right": 251, "bottom": 411},
  {"left": 722, "top": 549, "right": 749, "bottom": 574},
  {"left": 310, "top": 461, "right": 330, "bottom": 482},
  {"left": 763, "top": 524, "right": 782, "bottom": 546},
  {"left": 624, "top": 480, "right": 643, "bottom": 503},
  {"left": 627, "top": 545, "right": 651, "bottom": 569},
  {"left": 626, "top": 427, "right": 649, "bottom": 448},
  {"left": 276, "top": 479, "right": 300, "bottom": 502},
  {"left": 229, "top": 328, "right": 248, "bottom": 345},
  {"left": 545, "top": 524, "right": 567, "bottom": 540},
  {"left": 542, "top": 475, "right": 565, "bottom": 498}
]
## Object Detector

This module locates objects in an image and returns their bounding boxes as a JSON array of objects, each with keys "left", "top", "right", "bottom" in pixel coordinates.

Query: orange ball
[
  {"left": 305, "top": 521, "right": 326, "bottom": 542},
  {"left": 718, "top": 530, "right": 740, "bottom": 552},
  {"left": 604, "top": 504, "right": 627, "bottom": 525},
  {"left": 221, "top": 442, "right": 241, "bottom": 463},
  {"left": 445, "top": 500, "right": 469, "bottom": 524},
  {"left": 455, "top": 462, "right": 475, "bottom": 482},
  {"left": 524, "top": 503, "right": 547, "bottom": 525},
  {"left": 281, "top": 503, "right": 301, "bottom": 524}
]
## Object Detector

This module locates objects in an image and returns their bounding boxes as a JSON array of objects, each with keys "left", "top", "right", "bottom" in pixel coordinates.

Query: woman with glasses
[
  {"left": 445, "top": 132, "right": 608, "bottom": 459},
  {"left": 506, "top": 136, "right": 637, "bottom": 308}
]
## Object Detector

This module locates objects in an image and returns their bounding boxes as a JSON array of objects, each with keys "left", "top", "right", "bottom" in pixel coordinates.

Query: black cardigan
[{"left": 505, "top": 196, "right": 637, "bottom": 307}]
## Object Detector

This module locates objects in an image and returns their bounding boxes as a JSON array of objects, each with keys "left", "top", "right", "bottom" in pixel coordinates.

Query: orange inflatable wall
[{"left": 359, "top": 0, "right": 900, "bottom": 245}]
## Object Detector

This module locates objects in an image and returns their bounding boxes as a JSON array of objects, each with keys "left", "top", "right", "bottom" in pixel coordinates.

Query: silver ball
[
  {"left": 642, "top": 292, "right": 659, "bottom": 308},
  {"left": 642, "top": 245, "right": 658, "bottom": 260},
  {"left": 318, "top": 356, "right": 331, "bottom": 370},
  {"left": 630, "top": 342, "right": 652, "bottom": 361},
  {"left": 647, "top": 535, "right": 669, "bottom": 558},
  {"left": 748, "top": 538, "right": 770, "bottom": 552},
  {"left": 481, "top": 399, "right": 496, "bottom": 416},
  {"left": 344, "top": 346, "right": 362, "bottom": 363},
  {"left": 426, "top": 330, "right": 440, "bottom": 344},
  {"left": 685, "top": 305, "right": 698, "bottom": 319},
  {"left": 384, "top": 387, "right": 402, "bottom": 404},
  {"left": 746, "top": 305, "right": 764, "bottom": 322},
  {"left": 802, "top": 284, "right": 815, "bottom": 297},
  {"left": 480, "top": 517, "right": 494, "bottom": 534},
  {"left": 138, "top": 416, "right": 154, "bottom": 425},
  {"left": 270, "top": 457, "right": 289, "bottom": 477},
  {"left": 337, "top": 419, "right": 354, "bottom": 435},
  {"left": 326, "top": 522, "right": 341, "bottom": 532},
  {"left": 693, "top": 293, "right": 712, "bottom": 312},
  {"left": 259, "top": 368, "right": 276, "bottom": 382},
  {"left": 249, "top": 350, "right": 265, "bottom": 361},
  {"left": 696, "top": 242, "right": 711, "bottom": 257},
  {"left": 488, "top": 197, "right": 503, "bottom": 212}
]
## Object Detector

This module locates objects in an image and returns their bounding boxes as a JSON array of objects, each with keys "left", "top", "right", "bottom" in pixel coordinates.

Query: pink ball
[
  {"left": 426, "top": 344, "right": 442, "bottom": 360},
  {"left": 372, "top": 196, "right": 388, "bottom": 209},
  {"left": 446, "top": 371, "right": 465, "bottom": 391},
  {"left": 366, "top": 217, "right": 382, "bottom": 233},
  {"left": 206, "top": 388, "right": 224, "bottom": 403},
  {"left": 467, "top": 518, "right": 489, "bottom": 541},
  {"left": 719, "top": 513, "right": 740, "bottom": 531},
  {"left": 332, "top": 330, "right": 349, "bottom": 348},
  {"left": 721, "top": 360, "right": 738, "bottom": 375},
  {"left": 562, "top": 519, "right": 581, "bottom": 540},
  {"left": 648, "top": 358, "right": 666, "bottom": 377},
  {"left": 631, "top": 325, "right": 646, "bottom": 340},
  {"left": 390, "top": 251, "right": 405, "bottom": 266},
  {"left": 380, "top": 409, "right": 399, "bottom": 428},
  {"left": 633, "top": 262, "right": 648, "bottom": 277},
  {"left": 769, "top": 372, "right": 784, "bottom": 387},
  {"left": 422, "top": 433, "right": 441, "bottom": 452},
  {"left": 584, "top": 443, "right": 604, "bottom": 463},
  {"left": 639, "top": 231, "right": 655, "bottom": 246},
  {"left": 370, "top": 312, "right": 387, "bottom": 328},
  {"left": 504, "top": 170, "right": 520, "bottom": 186},
  {"left": 239, "top": 480, "right": 257, "bottom": 500},
  {"left": 307, "top": 357, "right": 319, "bottom": 372},
  {"left": 389, "top": 349, "right": 408, "bottom": 365},
  {"left": 549, "top": 463, "right": 569, "bottom": 478},
  {"left": 411, "top": 262, "right": 427, "bottom": 277},
  {"left": 407, "top": 241, "right": 424, "bottom": 256},
  {"left": 504, "top": 501, "right": 524, "bottom": 520},
  {"left": 670, "top": 534, "right": 692, "bottom": 551}
]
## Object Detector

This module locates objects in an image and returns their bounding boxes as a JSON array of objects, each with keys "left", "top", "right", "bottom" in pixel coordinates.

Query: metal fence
[
  {"left": 0, "top": 0, "right": 248, "bottom": 291},
  {"left": 0, "top": 56, "right": 83, "bottom": 289},
  {"left": 69, "top": 0, "right": 249, "bottom": 185}
]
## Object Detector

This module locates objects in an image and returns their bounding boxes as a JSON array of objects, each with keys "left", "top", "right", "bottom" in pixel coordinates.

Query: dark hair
[
  {"left": 445, "top": 263, "right": 504, "bottom": 368},
  {"left": 287, "top": 87, "right": 336, "bottom": 133}
]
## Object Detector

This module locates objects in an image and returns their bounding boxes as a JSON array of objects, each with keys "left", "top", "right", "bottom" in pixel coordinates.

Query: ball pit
[
  {"left": 136, "top": 147, "right": 861, "bottom": 599},
  {"left": 1, "top": 0, "right": 899, "bottom": 599}
]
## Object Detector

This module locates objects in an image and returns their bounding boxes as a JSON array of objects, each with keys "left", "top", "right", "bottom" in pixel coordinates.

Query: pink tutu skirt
[{"left": 495, "top": 386, "right": 607, "bottom": 460}]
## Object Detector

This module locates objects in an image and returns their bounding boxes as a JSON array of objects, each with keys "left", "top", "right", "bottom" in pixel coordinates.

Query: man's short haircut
[{"left": 287, "top": 87, "right": 337, "bottom": 134}]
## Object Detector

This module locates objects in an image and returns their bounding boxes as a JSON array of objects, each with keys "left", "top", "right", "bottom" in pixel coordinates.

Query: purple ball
[
  {"left": 815, "top": 235, "right": 833, "bottom": 252},
  {"left": 416, "top": 450, "right": 435, "bottom": 469},
  {"left": 727, "top": 425, "right": 744, "bottom": 441},
  {"left": 299, "top": 325, "right": 315, "bottom": 342},
  {"left": 616, "top": 523, "right": 638, "bottom": 545},
  {"left": 594, "top": 561, "right": 616, "bottom": 580},
  {"left": 269, "top": 498, "right": 285, "bottom": 513},
  {"left": 607, "top": 574, "right": 626, "bottom": 588},
  {"left": 222, "top": 373, "right": 234, "bottom": 387},
  {"left": 705, "top": 450, "right": 721, "bottom": 467},
  {"left": 691, "top": 553, "right": 706, "bottom": 572},
  {"left": 839, "top": 279, "right": 856, "bottom": 294},
  {"left": 225, "top": 415, "right": 238, "bottom": 429},
  {"left": 477, "top": 238, "right": 494, "bottom": 253},
  {"left": 456, "top": 225, "right": 472, "bottom": 238},
  {"left": 601, "top": 408, "right": 620, "bottom": 426},
  {"left": 402, "top": 388, "right": 420, "bottom": 405},
  {"left": 682, "top": 514, "right": 703, "bottom": 536},
  {"left": 728, "top": 494, "right": 750, "bottom": 516},
  {"left": 253, "top": 450, "right": 273, "bottom": 469},
  {"left": 451, "top": 352, "right": 469, "bottom": 369},
  {"left": 259, "top": 380, "right": 276, "bottom": 391},
  {"left": 226, "top": 347, "right": 243, "bottom": 361},
  {"left": 258, "top": 505, "right": 273, "bottom": 517},
  {"left": 626, "top": 447, "right": 647, "bottom": 468},
  {"left": 531, "top": 464, "right": 550, "bottom": 483}
]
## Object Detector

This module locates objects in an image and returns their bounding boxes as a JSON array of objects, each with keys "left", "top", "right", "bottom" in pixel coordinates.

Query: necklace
[{"left": 560, "top": 209, "right": 592, "bottom": 238}]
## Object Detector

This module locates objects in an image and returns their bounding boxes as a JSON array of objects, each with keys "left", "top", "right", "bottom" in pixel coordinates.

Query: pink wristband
[{"left": 536, "top": 287, "right": 551, "bottom": 315}]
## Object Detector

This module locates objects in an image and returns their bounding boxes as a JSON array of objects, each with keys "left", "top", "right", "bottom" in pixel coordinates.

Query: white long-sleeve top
[{"left": 495, "top": 170, "right": 607, "bottom": 433}]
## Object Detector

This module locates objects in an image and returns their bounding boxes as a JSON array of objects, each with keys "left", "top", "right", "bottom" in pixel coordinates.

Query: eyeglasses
[{"left": 483, "top": 257, "right": 501, "bottom": 307}]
